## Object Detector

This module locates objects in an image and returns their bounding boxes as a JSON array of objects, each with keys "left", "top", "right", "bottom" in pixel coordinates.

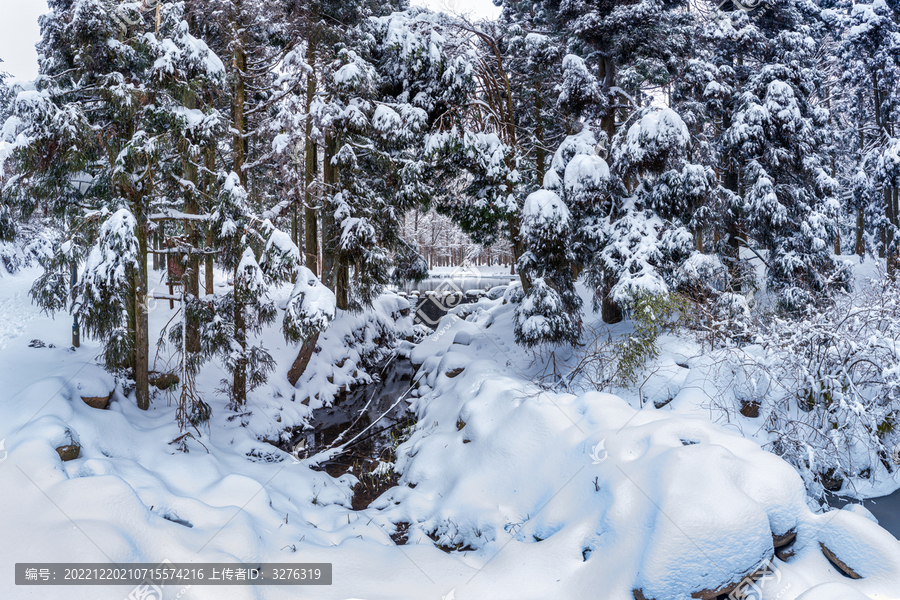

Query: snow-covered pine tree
[
  {"left": 73, "top": 208, "right": 141, "bottom": 373},
  {"left": 511, "top": 128, "right": 607, "bottom": 346},
  {"left": 724, "top": 24, "right": 848, "bottom": 311},
  {"left": 836, "top": 0, "right": 900, "bottom": 273},
  {"left": 222, "top": 248, "right": 277, "bottom": 407},
  {"left": 499, "top": 3, "right": 569, "bottom": 192},
  {"left": 515, "top": 189, "right": 582, "bottom": 347},
  {"left": 424, "top": 17, "right": 536, "bottom": 288},
  {"left": 181, "top": 172, "right": 335, "bottom": 406},
  {"left": 558, "top": 0, "right": 695, "bottom": 142},
  {"left": 265, "top": 0, "right": 386, "bottom": 276},
  {"left": 0, "top": 64, "right": 12, "bottom": 127},
  {"left": 584, "top": 107, "right": 697, "bottom": 319},
  {"left": 1, "top": 66, "right": 20, "bottom": 252},
  {"left": 4, "top": 0, "right": 225, "bottom": 409},
  {"left": 308, "top": 7, "right": 457, "bottom": 309}
]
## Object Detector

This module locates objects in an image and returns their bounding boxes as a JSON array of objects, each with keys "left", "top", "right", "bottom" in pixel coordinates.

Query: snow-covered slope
[{"left": 1, "top": 265, "right": 899, "bottom": 600}]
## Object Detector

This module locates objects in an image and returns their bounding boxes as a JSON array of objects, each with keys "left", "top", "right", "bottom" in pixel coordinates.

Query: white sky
[
  {"left": 0, "top": 0, "right": 47, "bottom": 80},
  {"left": 0, "top": 0, "right": 498, "bottom": 82},
  {"left": 413, "top": 0, "right": 501, "bottom": 20}
]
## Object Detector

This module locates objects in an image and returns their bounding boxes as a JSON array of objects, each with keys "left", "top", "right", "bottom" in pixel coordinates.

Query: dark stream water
[
  {"left": 827, "top": 489, "right": 900, "bottom": 540},
  {"left": 289, "top": 357, "right": 417, "bottom": 481}
]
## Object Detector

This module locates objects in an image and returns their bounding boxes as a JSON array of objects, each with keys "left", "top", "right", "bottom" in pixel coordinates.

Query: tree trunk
[
  {"left": 599, "top": 52, "right": 619, "bottom": 323},
  {"left": 727, "top": 225, "right": 742, "bottom": 293},
  {"left": 599, "top": 55, "right": 617, "bottom": 143},
  {"left": 601, "top": 273, "right": 622, "bottom": 324},
  {"left": 287, "top": 333, "right": 319, "bottom": 387},
  {"left": 152, "top": 229, "right": 160, "bottom": 271},
  {"left": 855, "top": 206, "right": 865, "bottom": 256},
  {"left": 204, "top": 144, "right": 216, "bottom": 295},
  {"left": 204, "top": 225, "right": 214, "bottom": 294},
  {"left": 534, "top": 93, "right": 546, "bottom": 187},
  {"left": 126, "top": 265, "right": 137, "bottom": 371},
  {"left": 233, "top": 266, "right": 247, "bottom": 407},
  {"left": 304, "top": 38, "right": 320, "bottom": 276},
  {"left": 335, "top": 263, "right": 350, "bottom": 311},
  {"left": 134, "top": 200, "right": 150, "bottom": 410},
  {"left": 722, "top": 149, "right": 742, "bottom": 293},
  {"left": 304, "top": 144, "right": 319, "bottom": 276},
  {"left": 183, "top": 123, "right": 200, "bottom": 354},
  {"left": 321, "top": 134, "right": 336, "bottom": 291},
  {"left": 230, "top": 40, "right": 249, "bottom": 405},
  {"left": 233, "top": 46, "right": 246, "bottom": 183},
  {"left": 292, "top": 191, "right": 299, "bottom": 249},
  {"left": 888, "top": 185, "right": 898, "bottom": 276}
]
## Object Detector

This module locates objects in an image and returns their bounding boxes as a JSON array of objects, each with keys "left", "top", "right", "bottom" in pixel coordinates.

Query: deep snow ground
[{"left": 1, "top": 262, "right": 899, "bottom": 600}]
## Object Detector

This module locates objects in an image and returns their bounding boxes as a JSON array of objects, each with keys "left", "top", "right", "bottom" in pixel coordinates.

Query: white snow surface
[
  {"left": 522, "top": 189, "right": 570, "bottom": 234},
  {"left": 1, "top": 263, "right": 899, "bottom": 600},
  {"left": 564, "top": 153, "right": 610, "bottom": 192}
]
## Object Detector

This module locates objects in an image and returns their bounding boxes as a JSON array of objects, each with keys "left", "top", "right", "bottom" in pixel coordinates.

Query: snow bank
[
  {"left": 386, "top": 299, "right": 900, "bottom": 599},
  {"left": 2, "top": 260, "right": 900, "bottom": 600}
]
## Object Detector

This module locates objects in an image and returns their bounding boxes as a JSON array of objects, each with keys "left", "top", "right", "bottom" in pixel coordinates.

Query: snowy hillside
[{"left": 2, "top": 259, "right": 899, "bottom": 600}]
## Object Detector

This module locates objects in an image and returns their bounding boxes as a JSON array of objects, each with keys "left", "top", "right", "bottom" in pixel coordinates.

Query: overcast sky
[
  {"left": 0, "top": 0, "right": 48, "bottom": 81},
  {"left": 414, "top": 0, "right": 501, "bottom": 20},
  {"left": 0, "top": 0, "right": 499, "bottom": 82}
]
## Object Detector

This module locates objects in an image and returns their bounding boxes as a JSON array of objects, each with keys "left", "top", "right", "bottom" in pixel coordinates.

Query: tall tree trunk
[
  {"left": 292, "top": 190, "right": 299, "bottom": 249},
  {"left": 304, "top": 143, "right": 319, "bottom": 276},
  {"left": 507, "top": 211, "right": 529, "bottom": 291},
  {"left": 230, "top": 35, "right": 249, "bottom": 404},
  {"left": 599, "top": 55, "right": 617, "bottom": 144},
  {"left": 855, "top": 206, "right": 865, "bottom": 257},
  {"left": 152, "top": 229, "right": 160, "bottom": 271},
  {"left": 330, "top": 138, "right": 350, "bottom": 310},
  {"left": 204, "top": 226, "right": 214, "bottom": 294},
  {"left": 183, "top": 116, "right": 200, "bottom": 353},
  {"left": 888, "top": 185, "right": 898, "bottom": 276},
  {"left": 321, "top": 134, "right": 336, "bottom": 291},
  {"left": 534, "top": 93, "right": 546, "bottom": 186},
  {"left": 827, "top": 92, "right": 840, "bottom": 257},
  {"left": 726, "top": 222, "right": 742, "bottom": 293},
  {"left": 204, "top": 145, "right": 215, "bottom": 295},
  {"left": 233, "top": 46, "right": 246, "bottom": 183},
  {"left": 126, "top": 265, "right": 137, "bottom": 371},
  {"left": 335, "top": 263, "right": 350, "bottom": 310},
  {"left": 233, "top": 266, "right": 247, "bottom": 406},
  {"left": 134, "top": 199, "right": 150, "bottom": 410},
  {"left": 304, "top": 38, "right": 320, "bottom": 276},
  {"left": 598, "top": 53, "right": 621, "bottom": 323}
]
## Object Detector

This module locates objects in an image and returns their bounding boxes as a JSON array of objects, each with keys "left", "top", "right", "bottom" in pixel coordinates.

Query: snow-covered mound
[{"left": 383, "top": 304, "right": 900, "bottom": 599}]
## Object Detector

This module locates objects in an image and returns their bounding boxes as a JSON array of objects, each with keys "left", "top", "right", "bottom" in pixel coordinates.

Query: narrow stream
[
  {"left": 827, "top": 489, "right": 900, "bottom": 540},
  {"left": 290, "top": 356, "right": 417, "bottom": 482}
]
